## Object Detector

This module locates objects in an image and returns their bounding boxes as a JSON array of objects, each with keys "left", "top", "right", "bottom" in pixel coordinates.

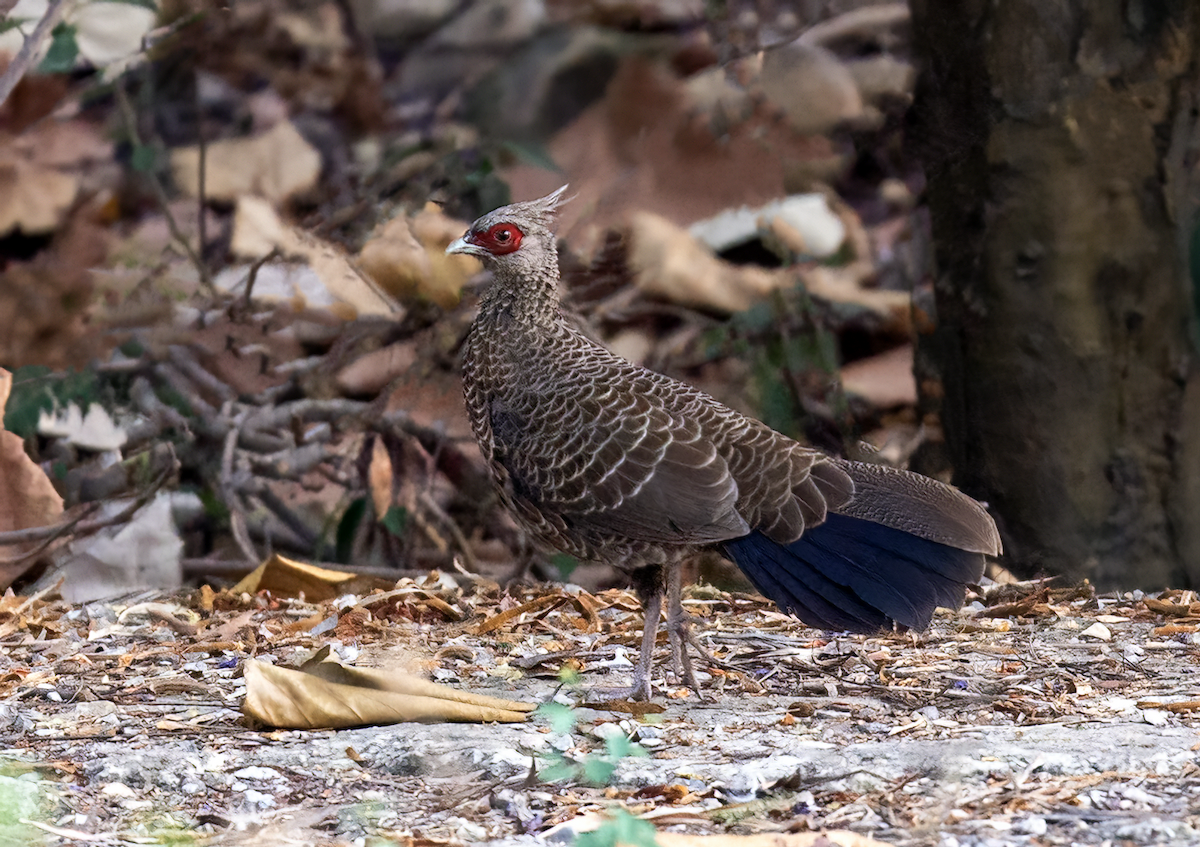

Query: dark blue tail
[{"left": 721, "top": 513, "right": 984, "bottom": 633}]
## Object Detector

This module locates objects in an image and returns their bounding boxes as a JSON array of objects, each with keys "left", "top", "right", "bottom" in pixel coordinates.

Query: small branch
[
  {"left": 13, "top": 576, "right": 65, "bottom": 615},
  {"left": 242, "top": 248, "right": 280, "bottom": 308},
  {"left": 0, "top": 504, "right": 102, "bottom": 547},
  {"left": 193, "top": 76, "right": 208, "bottom": 281},
  {"left": 220, "top": 406, "right": 259, "bottom": 564},
  {"left": 0, "top": 0, "right": 74, "bottom": 108},
  {"left": 418, "top": 490, "right": 479, "bottom": 574},
  {"left": 0, "top": 461, "right": 175, "bottom": 568}
]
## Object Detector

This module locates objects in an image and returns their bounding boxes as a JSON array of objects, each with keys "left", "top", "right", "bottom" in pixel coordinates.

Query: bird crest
[{"left": 499, "top": 185, "right": 571, "bottom": 230}]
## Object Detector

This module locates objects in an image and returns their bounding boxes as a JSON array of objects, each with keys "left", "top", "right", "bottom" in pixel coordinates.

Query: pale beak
[{"left": 446, "top": 235, "right": 487, "bottom": 258}]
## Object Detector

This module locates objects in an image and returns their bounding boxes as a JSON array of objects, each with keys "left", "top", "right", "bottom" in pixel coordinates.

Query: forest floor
[
  {"left": 2, "top": 1, "right": 1199, "bottom": 845},
  {"left": 2, "top": 579, "right": 1198, "bottom": 847}
]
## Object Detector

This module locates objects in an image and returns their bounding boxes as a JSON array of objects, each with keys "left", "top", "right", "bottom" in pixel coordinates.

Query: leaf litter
[
  {"left": 0, "top": 0, "right": 1196, "bottom": 844},
  {"left": 0, "top": 573, "right": 1197, "bottom": 844}
]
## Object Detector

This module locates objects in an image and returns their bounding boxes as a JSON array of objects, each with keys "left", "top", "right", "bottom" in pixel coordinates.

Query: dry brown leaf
[
  {"left": 336, "top": 342, "right": 418, "bottom": 396},
  {"left": 171, "top": 120, "right": 321, "bottom": 203},
  {"left": 0, "top": 119, "right": 112, "bottom": 236},
  {"left": 476, "top": 594, "right": 566, "bottom": 635},
  {"left": 0, "top": 369, "right": 65, "bottom": 588},
  {"left": 1143, "top": 596, "right": 1194, "bottom": 617},
  {"left": 368, "top": 438, "right": 394, "bottom": 522},
  {"left": 0, "top": 151, "right": 77, "bottom": 234},
  {"left": 0, "top": 220, "right": 109, "bottom": 369},
  {"left": 231, "top": 553, "right": 388, "bottom": 603},
  {"left": 840, "top": 345, "right": 917, "bottom": 408},
  {"left": 358, "top": 204, "right": 480, "bottom": 308},
  {"left": 242, "top": 649, "right": 534, "bottom": 728},
  {"left": 803, "top": 265, "right": 912, "bottom": 332},
  {"left": 627, "top": 211, "right": 788, "bottom": 313},
  {"left": 229, "top": 195, "right": 399, "bottom": 317},
  {"left": 503, "top": 56, "right": 843, "bottom": 255},
  {"left": 759, "top": 42, "right": 864, "bottom": 135}
]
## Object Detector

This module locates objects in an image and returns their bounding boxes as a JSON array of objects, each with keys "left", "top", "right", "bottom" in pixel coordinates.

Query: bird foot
[{"left": 666, "top": 608, "right": 714, "bottom": 700}]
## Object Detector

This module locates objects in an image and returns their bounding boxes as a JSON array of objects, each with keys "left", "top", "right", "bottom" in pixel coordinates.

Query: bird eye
[{"left": 481, "top": 223, "right": 523, "bottom": 255}]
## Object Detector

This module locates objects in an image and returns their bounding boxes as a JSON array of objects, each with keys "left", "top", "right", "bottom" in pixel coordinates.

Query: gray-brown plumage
[{"left": 448, "top": 187, "right": 1002, "bottom": 700}]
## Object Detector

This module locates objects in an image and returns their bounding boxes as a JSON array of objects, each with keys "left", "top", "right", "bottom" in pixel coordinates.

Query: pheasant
[{"left": 448, "top": 187, "right": 1001, "bottom": 700}]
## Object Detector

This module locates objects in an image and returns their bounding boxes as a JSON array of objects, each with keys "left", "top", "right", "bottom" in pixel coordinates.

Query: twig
[
  {"left": 13, "top": 576, "right": 65, "bottom": 615},
  {"left": 245, "top": 398, "right": 371, "bottom": 432},
  {"left": 242, "top": 247, "right": 281, "bottom": 307},
  {"left": 249, "top": 482, "right": 319, "bottom": 547},
  {"left": 167, "top": 345, "right": 236, "bottom": 403},
  {"left": 182, "top": 558, "right": 440, "bottom": 581},
  {"left": 0, "top": 0, "right": 74, "bottom": 107},
  {"left": 0, "top": 504, "right": 102, "bottom": 547},
  {"left": 0, "top": 461, "right": 176, "bottom": 568},
  {"left": 220, "top": 406, "right": 259, "bottom": 564},
  {"left": 192, "top": 75, "right": 208, "bottom": 281},
  {"left": 113, "top": 78, "right": 213, "bottom": 293},
  {"left": 418, "top": 490, "right": 479, "bottom": 574}
]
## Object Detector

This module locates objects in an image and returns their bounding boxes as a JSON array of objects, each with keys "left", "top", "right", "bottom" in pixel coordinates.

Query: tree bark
[{"left": 908, "top": 0, "right": 1200, "bottom": 588}]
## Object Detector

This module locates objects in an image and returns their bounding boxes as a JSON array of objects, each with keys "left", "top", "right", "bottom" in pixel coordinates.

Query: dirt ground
[{"left": 2, "top": 579, "right": 1198, "bottom": 846}]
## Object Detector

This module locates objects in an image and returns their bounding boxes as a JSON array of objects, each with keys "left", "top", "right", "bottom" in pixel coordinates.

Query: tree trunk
[{"left": 908, "top": 0, "right": 1200, "bottom": 588}]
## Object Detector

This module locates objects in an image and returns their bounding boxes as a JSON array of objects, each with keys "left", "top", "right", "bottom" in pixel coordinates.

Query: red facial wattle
[{"left": 470, "top": 223, "right": 523, "bottom": 255}]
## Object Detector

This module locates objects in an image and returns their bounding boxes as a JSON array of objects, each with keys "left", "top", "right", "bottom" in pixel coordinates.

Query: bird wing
[{"left": 489, "top": 372, "right": 749, "bottom": 545}]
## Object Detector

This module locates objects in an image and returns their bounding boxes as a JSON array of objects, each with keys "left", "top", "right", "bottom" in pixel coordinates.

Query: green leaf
[
  {"left": 0, "top": 17, "right": 32, "bottom": 35},
  {"left": 603, "top": 734, "right": 647, "bottom": 761},
  {"left": 582, "top": 757, "right": 616, "bottom": 786},
  {"left": 335, "top": 498, "right": 367, "bottom": 563},
  {"left": 537, "top": 701, "right": 576, "bottom": 735},
  {"left": 536, "top": 757, "right": 578, "bottom": 784},
  {"left": 4, "top": 366, "right": 100, "bottom": 439},
  {"left": 131, "top": 143, "right": 158, "bottom": 173},
  {"left": 38, "top": 23, "right": 78, "bottom": 74},
  {"left": 549, "top": 552, "right": 578, "bottom": 579},
  {"left": 578, "top": 811, "right": 658, "bottom": 847},
  {"left": 380, "top": 505, "right": 408, "bottom": 538},
  {"left": 198, "top": 488, "right": 230, "bottom": 523}
]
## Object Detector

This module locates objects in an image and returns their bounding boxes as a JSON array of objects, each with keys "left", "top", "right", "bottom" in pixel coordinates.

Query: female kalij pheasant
[{"left": 448, "top": 187, "right": 1001, "bottom": 700}]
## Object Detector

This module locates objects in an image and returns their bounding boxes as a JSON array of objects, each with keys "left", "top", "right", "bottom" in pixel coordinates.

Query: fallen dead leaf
[
  {"left": 0, "top": 118, "right": 112, "bottom": 235},
  {"left": 760, "top": 42, "right": 864, "bottom": 135},
  {"left": 803, "top": 265, "right": 912, "bottom": 333},
  {"left": 359, "top": 203, "right": 480, "bottom": 308},
  {"left": 231, "top": 553, "right": 390, "bottom": 603},
  {"left": 228, "top": 195, "right": 400, "bottom": 317},
  {"left": 336, "top": 341, "right": 418, "bottom": 396},
  {"left": 1080, "top": 621, "right": 1112, "bottom": 641},
  {"left": 172, "top": 120, "right": 322, "bottom": 203},
  {"left": 368, "top": 438, "right": 394, "bottom": 522},
  {"left": 0, "top": 368, "right": 65, "bottom": 588},
  {"left": 840, "top": 345, "right": 917, "bottom": 408},
  {"left": 477, "top": 594, "right": 567, "bottom": 635},
  {"left": 628, "top": 211, "right": 788, "bottom": 313},
  {"left": 0, "top": 219, "right": 109, "bottom": 368},
  {"left": 242, "top": 646, "right": 534, "bottom": 728}
]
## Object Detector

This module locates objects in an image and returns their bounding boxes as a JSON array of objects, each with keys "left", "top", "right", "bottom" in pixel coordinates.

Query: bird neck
[{"left": 477, "top": 261, "right": 562, "bottom": 329}]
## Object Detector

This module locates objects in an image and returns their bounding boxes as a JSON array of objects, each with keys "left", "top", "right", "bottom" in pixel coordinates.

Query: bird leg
[
  {"left": 665, "top": 564, "right": 719, "bottom": 697},
  {"left": 624, "top": 586, "right": 662, "bottom": 702}
]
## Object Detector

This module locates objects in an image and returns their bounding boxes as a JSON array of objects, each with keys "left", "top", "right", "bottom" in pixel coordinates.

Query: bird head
[{"left": 446, "top": 186, "right": 569, "bottom": 275}]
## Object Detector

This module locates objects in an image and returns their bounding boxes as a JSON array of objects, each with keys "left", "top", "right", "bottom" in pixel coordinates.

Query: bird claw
[{"left": 666, "top": 607, "right": 714, "bottom": 700}]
